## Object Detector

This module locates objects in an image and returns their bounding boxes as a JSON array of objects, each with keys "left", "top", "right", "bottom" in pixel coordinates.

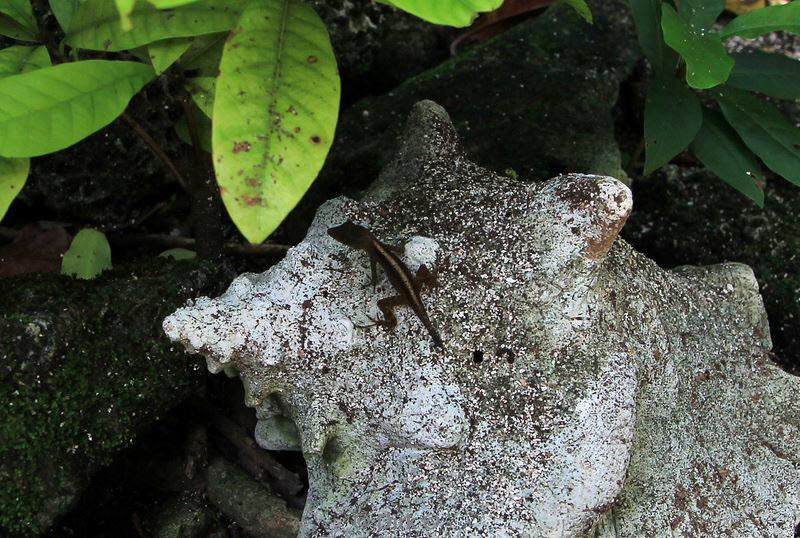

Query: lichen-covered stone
[
  {"left": 0, "top": 259, "right": 229, "bottom": 536},
  {"left": 164, "top": 102, "right": 800, "bottom": 537}
]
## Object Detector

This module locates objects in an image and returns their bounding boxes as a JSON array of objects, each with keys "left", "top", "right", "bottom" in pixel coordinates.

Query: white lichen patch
[{"left": 164, "top": 101, "right": 800, "bottom": 537}]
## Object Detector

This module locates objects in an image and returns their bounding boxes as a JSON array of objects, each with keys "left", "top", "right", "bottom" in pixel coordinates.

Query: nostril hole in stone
[
  {"left": 473, "top": 350, "right": 484, "bottom": 364},
  {"left": 496, "top": 347, "right": 515, "bottom": 364}
]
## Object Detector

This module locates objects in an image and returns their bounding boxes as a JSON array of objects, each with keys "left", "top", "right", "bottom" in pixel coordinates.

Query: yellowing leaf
[{"left": 213, "top": 0, "right": 340, "bottom": 243}]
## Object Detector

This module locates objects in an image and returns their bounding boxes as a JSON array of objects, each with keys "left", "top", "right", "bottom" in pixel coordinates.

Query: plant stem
[{"left": 178, "top": 92, "right": 225, "bottom": 260}]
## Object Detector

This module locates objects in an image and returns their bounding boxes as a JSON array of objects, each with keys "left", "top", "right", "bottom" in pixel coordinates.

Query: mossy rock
[{"left": 0, "top": 259, "right": 229, "bottom": 536}]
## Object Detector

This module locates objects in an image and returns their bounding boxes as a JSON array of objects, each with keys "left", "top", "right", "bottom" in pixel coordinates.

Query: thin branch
[{"left": 122, "top": 112, "right": 190, "bottom": 193}]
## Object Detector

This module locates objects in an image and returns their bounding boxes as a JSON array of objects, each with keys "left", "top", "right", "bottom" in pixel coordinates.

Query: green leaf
[
  {"left": 114, "top": 0, "right": 136, "bottom": 30},
  {"left": 0, "top": 60, "right": 155, "bottom": 158},
  {"left": 380, "top": 0, "right": 503, "bottom": 27},
  {"left": 559, "top": 0, "right": 592, "bottom": 23},
  {"left": 644, "top": 74, "right": 702, "bottom": 174},
  {"left": 0, "top": 45, "right": 51, "bottom": 76},
  {"left": 628, "top": 0, "right": 677, "bottom": 74},
  {"left": 716, "top": 86, "right": 800, "bottom": 186},
  {"left": 677, "top": 0, "right": 724, "bottom": 30},
  {"left": 175, "top": 101, "right": 211, "bottom": 152},
  {"left": 213, "top": 0, "right": 340, "bottom": 244},
  {"left": 0, "top": 13, "right": 34, "bottom": 40},
  {"left": 158, "top": 247, "right": 197, "bottom": 259},
  {"left": 0, "top": 156, "right": 28, "bottom": 222},
  {"left": 61, "top": 228, "right": 112, "bottom": 279},
  {"left": 185, "top": 76, "right": 214, "bottom": 117},
  {"left": 174, "top": 32, "right": 226, "bottom": 77},
  {"left": 50, "top": 0, "right": 78, "bottom": 33},
  {"left": 719, "top": 1, "right": 800, "bottom": 39},
  {"left": 147, "top": 37, "right": 193, "bottom": 74},
  {"left": 727, "top": 51, "right": 800, "bottom": 100},
  {"left": 690, "top": 108, "right": 763, "bottom": 206},
  {"left": 0, "top": 0, "right": 37, "bottom": 40},
  {"left": 148, "top": 0, "right": 203, "bottom": 7},
  {"left": 65, "top": 0, "right": 243, "bottom": 51},
  {"left": 661, "top": 3, "right": 733, "bottom": 89}
]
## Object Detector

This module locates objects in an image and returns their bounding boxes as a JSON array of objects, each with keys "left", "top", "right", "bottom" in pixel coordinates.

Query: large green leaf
[
  {"left": 0, "top": 0, "right": 37, "bottom": 40},
  {"left": 727, "top": 51, "right": 800, "bottom": 100},
  {"left": 147, "top": 37, "right": 194, "bottom": 74},
  {"left": 0, "top": 60, "right": 155, "bottom": 157},
  {"left": 213, "top": 0, "right": 339, "bottom": 244},
  {"left": 677, "top": 0, "right": 724, "bottom": 30},
  {"left": 661, "top": 3, "right": 732, "bottom": 89},
  {"left": 0, "top": 156, "right": 29, "bottom": 222},
  {"left": 644, "top": 74, "right": 702, "bottom": 174},
  {"left": 61, "top": 228, "right": 112, "bottom": 279},
  {"left": 0, "top": 45, "right": 51, "bottom": 76},
  {"left": 65, "top": 0, "right": 243, "bottom": 51},
  {"left": 381, "top": 0, "right": 503, "bottom": 27},
  {"left": 628, "top": 0, "right": 677, "bottom": 75},
  {"left": 690, "top": 108, "right": 763, "bottom": 206},
  {"left": 716, "top": 87, "right": 800, "bottom": 186},
  {"left": 719, "top": 1, "right": 800, "bottom": 39}
]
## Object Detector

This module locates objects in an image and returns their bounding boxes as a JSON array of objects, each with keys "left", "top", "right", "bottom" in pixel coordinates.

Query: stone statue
[{"left": 164, "top": 101, "right": 800, "bottom": 537}]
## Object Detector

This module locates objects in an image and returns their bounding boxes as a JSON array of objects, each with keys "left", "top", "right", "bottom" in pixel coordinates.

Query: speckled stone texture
[{"left": 164, "top": 101, "right": 800, "bottom": 537}]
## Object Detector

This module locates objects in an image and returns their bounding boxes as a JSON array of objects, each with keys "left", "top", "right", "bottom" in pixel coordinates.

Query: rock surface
[
  {"left": 0, "top": 259, "right": 229, "bottom": 536},
  {"left": 164, "top": 101, "right": 800, "bottom": 537}
]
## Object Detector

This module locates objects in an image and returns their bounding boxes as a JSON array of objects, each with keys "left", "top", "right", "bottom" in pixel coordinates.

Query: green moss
[{"left": 0, "top": 259, "right": 229, "bottom": 535}]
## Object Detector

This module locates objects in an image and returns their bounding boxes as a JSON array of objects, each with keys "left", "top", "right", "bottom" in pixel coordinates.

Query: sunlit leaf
[
  {"left": 661, "top": 3, "right": 732, "bottom": 89},
  {"left": 727, "top": 51, "right": 800, "bottom": 100},
  {"left": 0, "top": 60, "right": 155, "bottom": 158},
  {"left": 644, "top": 74, "right": 702, "bottom": 174},
  {"left": 213, "top": 0, "right": 340, "bottom": 244},
  {"left": 719, "top": 1, "right": 800, "bottom": 39},
  {"left": 381, "top": 0, "right": 504, "bottom": 27},
  {"left": 65, "top": 0, "right": 244, "bottom": 51},
  {"left": 0, "top": 45, "right": 51, "bottom": 76},
  {"left": 0, "top": 156, "right": 28, "bottom": 222},
  {"left": 61, "top": 228, "right": 112, "bottom": 279},
  {"left": 716, "top": 86, "right": 800, "bottom": 186},
  {"left": 690, "top": 108, "right": 763, "bottom": 206}
]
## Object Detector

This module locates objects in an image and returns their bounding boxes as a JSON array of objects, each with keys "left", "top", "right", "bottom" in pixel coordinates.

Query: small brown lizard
[{"left": 328, "top": 220, "right": 444, "bottom": 349}]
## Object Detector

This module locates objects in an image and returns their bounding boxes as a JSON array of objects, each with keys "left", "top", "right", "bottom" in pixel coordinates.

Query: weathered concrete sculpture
[{"left": 164, "top": 101, "right": 800, "bottom": 537}]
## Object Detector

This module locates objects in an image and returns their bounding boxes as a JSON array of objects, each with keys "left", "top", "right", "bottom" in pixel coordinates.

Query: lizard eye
[{"left": 472, "top": 350, "right": 484, "bottom": 364}]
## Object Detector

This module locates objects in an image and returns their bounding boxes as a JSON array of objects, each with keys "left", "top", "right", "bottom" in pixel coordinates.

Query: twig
[
  {"left": 0, "top": 227, "right": 290, "bottom": 256},
  {"left": 177, "top": 88, "right": 224, "bottom": 259},
  {"left": 122, "top": 112, "right": 191, "bottom": 193}
]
